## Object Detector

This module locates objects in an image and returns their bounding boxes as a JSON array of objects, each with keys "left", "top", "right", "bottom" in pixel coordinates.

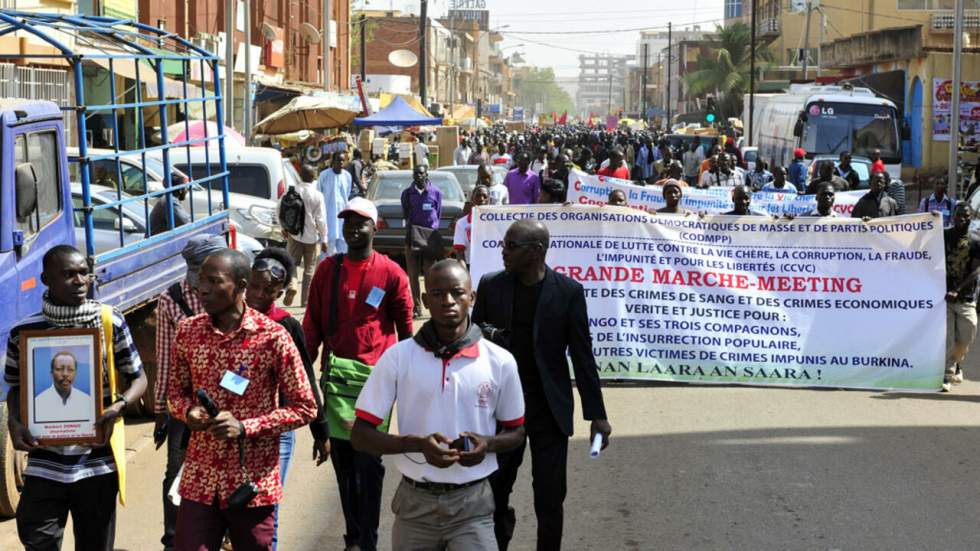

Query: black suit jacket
[{"left": 472, "top": 267, "right": 607, "bottom": 436}]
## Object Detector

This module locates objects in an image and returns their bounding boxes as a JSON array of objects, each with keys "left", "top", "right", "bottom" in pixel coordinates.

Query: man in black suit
[{"left": 473, "top": 218, "right": 612, "bottom": 551}]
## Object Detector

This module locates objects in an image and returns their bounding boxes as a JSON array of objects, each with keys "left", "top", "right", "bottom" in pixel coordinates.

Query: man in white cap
[{"left": 303, "top": 197, "right": 414, "bottom": 551}]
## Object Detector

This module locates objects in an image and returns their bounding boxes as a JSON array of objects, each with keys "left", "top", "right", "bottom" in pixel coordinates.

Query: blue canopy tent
[{"left": 354, "top": 96, "right": 443, "bottom": 127}]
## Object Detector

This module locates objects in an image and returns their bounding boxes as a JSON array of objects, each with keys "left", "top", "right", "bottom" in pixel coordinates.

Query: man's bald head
[{"left": 508, "top": 219, "right": 550, "bottom": 251}]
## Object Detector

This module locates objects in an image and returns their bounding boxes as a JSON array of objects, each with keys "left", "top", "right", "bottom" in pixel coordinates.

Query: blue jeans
[{"left": 272, "top": 430, "right": 296, "bottom": 551}]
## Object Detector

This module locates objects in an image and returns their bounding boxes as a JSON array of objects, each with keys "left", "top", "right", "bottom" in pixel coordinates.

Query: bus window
[{"left": 801, "top": 103, "right": 900, "bottom": 163}]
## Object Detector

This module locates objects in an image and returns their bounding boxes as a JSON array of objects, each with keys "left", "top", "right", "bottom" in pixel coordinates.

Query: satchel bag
[
  {"left": 408, "top": 225, "right": 443, "bottom": 259},
  {"left": 321, "top": 353, "right": 390, "bottom": 440}
]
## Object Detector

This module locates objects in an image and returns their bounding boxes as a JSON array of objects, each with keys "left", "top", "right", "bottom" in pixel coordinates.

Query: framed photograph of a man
[{"left": 19, "top": 328, "right": 103, "bottom": 445}]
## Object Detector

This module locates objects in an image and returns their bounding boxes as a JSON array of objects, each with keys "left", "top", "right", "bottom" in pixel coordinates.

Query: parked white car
[
  {"left": 157, "top": 146, "right": 299, "bottom": 203},
  {"left": 70, "top": 184, "right": 263, "bottom": 259},
  {"left": 87, "top": 148, "right": 282, "bottom": 245}
]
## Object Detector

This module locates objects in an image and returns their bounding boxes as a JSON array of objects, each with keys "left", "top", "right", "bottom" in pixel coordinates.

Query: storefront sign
[{"left": 932, "top": 78, "right": 980, "bottom": 147}]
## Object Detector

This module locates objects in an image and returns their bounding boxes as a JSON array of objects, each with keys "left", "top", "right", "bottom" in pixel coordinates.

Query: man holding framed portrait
[{"left": 3, "top": 245, "right": 148, "bottom": 551}]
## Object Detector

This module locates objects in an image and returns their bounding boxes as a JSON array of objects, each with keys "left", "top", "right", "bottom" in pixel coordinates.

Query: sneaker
[
  {"left": 953, "top": 367, "right": 964, "bottom": 384},
  {"left": 942, "top": 379, "right": 952, "bottom": 392},
  {"left": 284, "top": 288, "right": 297, "bottom": 306}
]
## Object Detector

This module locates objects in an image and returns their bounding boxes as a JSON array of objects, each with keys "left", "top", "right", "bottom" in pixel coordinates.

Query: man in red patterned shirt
[{"left": 167, "top": 249, "right": 317, "bottom": 550}]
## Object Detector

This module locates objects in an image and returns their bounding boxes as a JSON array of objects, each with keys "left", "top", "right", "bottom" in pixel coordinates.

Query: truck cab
[{"left": 0, "top": 99, "right": 74, "bottom": 383}]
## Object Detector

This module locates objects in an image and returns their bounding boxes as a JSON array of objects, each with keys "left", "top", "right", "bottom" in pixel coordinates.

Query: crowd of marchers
[{"left": 6, "top": 120, "right": 980, "bottom": 551}]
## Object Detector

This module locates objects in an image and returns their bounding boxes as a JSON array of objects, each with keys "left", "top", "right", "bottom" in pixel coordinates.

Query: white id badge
[{"left": 220, "top": 370, "right": 250, "bottom": 396}]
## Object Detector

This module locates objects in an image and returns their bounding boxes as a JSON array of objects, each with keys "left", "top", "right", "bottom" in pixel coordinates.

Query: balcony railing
[
  {"left": 931, "top": 10, "right": 980, "bottom": 32},
  {"left": 757, "top": 17, "right": 780, "bottom": 38}
]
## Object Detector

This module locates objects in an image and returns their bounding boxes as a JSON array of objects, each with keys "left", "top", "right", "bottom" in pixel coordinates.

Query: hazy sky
[{"left": 373, "top": 1, "right": 726, "bottom": 95}]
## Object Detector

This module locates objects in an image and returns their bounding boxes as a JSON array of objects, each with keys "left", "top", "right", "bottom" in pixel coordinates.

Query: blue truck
[{"left": 0, "top": 12, "right": 234, "bottom": 516}]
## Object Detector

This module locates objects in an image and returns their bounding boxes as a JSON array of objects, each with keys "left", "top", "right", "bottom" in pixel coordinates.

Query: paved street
[{"left": 4, "top": 325, "right": 980, "bottom": 550}]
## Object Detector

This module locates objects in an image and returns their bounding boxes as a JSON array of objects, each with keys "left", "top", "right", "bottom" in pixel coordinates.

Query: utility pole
[
  {"left": 224, "top": 0, "right": 235, "bottom": 128},
  {"left": 666, "top": 22, "right": 672, "bottom": 130},
  {"left": 243, "top": 0, "right": 252, "bottom": 141},
  {"left": 949, "top": 0, "right": 966, "bottom": 198},
  {"left": 360, "top": 14, "right": 366, "bottom": 80},
  {"left": 641, "top": 42, "right": 649, "bottom": 121},
  {"left": 323, "top": 0, "right": 331, "bottom": 91},
  {"left": 802, "top": 0, "right": 812, "bottom": 80},
  {"left": 419, "top": 0, "right": 428, "bottom": 107},
  {"left": 448, "top": 11, "right": 455, "bottom": 115},
  {"left": 748, "top": 0, "right": 757, "bottom": 146}
]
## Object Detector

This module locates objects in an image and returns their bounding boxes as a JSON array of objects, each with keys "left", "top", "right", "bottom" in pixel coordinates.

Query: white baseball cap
[{"left": 338, "top": 197, "right": 378, "bottom": 223}]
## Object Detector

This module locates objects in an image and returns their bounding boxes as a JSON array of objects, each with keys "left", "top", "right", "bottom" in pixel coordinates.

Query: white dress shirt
[
  {"left": 34, "top": 385, "right": 92, "bottom": 423},
  {"left": 284, "top": 181, "right": 327, "bottom": 245}
]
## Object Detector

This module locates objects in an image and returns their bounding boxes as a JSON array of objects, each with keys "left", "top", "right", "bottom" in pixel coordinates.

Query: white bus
[{"left": 745, "top": 84, "right": 909, "bottom": 180}]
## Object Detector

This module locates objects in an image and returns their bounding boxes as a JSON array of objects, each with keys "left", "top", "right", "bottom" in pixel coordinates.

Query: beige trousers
[
  {"left": 391, "top": 479, "right": 497, "bottom": 550},
  {"left": 946, "top": 301, "right": 978, "bottom": 376},
  {"left": 286, "top": 238, "right": 319, "bottom": 306}
]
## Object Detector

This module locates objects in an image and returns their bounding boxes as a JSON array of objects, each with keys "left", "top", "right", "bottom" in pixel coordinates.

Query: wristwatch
[{"left": 112, "top": 394, "right": 127, "bottom": 409}]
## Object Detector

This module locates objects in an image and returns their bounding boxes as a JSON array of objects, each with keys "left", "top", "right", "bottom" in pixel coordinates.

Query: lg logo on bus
[{"left": 809, "top": 105, "right": 833, "bottom": 116}]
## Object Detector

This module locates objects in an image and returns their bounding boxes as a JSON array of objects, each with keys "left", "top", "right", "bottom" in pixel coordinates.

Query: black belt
[{"left": 402, "top": 476, "right": 486, "bottom": 495}]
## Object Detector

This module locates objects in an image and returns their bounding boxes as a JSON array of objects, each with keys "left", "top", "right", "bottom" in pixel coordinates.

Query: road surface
[{"left": 3, "top": 319, "right": 980, "bottom": 550}]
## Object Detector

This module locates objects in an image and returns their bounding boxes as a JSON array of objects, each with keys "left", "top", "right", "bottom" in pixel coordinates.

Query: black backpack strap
[
  {"left": 168, "top": 282, "right": 194, "bottom": 318},
  {"left": 326, "top": 254, "right": 345, "bottom": 337}
]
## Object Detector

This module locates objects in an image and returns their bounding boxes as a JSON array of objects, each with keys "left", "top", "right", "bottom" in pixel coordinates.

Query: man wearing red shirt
[
  {"left": 597, "top": 147, "right": 630, "bottom": 180},
  {"left": 168, "top": 249, "right": 317, "bottom": 550},
  {"left": 871, "top": 148, "right": 886, "bottom": 175},
  {"left": 303, "top": 197, "right": 414, "bottom": 551}
]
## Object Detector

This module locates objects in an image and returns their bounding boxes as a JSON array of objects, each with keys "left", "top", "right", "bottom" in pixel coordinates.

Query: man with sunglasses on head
[
  {"left": 244, "top": 247, "right": 328, "bottom": 549},
  {"left": 473, "top": 219, "right": 612, "bottom": 551},
  {"left": 303, "top": 197, "right": 414, "bottom": 551}
]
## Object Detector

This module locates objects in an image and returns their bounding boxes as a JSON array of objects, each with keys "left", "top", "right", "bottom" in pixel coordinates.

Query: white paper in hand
[{"left": 589, "top": 433, "right": 603, "bottom": 459}]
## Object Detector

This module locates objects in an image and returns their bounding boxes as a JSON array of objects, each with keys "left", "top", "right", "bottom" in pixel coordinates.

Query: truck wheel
[{"left": 0, "top": 406, "right": 27, "bottom": 518}]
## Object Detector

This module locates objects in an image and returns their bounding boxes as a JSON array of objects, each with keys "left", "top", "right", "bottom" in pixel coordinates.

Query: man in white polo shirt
[{"left": 351, "top": 260, "right": 525, "bottom": 549}]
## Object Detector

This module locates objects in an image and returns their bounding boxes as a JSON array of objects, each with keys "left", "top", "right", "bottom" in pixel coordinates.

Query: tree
[
  {"left": 684, "top": 23, "right": 772, "bottom": 119},
  {"left": 515, "top": 67, "right": 574, "bottom": 117}
]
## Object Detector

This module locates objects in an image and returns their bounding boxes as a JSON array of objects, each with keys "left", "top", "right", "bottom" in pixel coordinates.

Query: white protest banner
[
  {"left": 470, "top": 205, "right": 945, "bottom": 391},
  {"left": 567, "top": 171, "right": 864, "bottom": 216}
]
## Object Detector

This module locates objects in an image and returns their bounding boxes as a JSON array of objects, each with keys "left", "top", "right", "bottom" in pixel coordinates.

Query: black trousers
[
  {"left": 329, "top": 437, "right": 385, "bottom": 551},
  {"left": 17, "top": 472, "right": 118, "bottom": 551},
  {"left": 162, "top": 417, "right": 189, "bottom": 551},
  {"left": 491, "top": 399, "right": 569, "bottom": 551}
]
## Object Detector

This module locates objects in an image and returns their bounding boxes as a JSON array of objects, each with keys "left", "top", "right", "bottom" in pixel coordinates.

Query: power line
[
  {"left": 506, "top": 33, "right": 623, "bottom": 55},
  {"left": 498, "top": 18, "right": 726, "bottom": 36},
  {"left": 490, "top": 6, "right": 722, "bottom": 18},
  {"left": 817, "top": 5, "right": 931, "bottom": 26},
  {"left": 491, "top": 7, "right": 723, "bottom": 22}
]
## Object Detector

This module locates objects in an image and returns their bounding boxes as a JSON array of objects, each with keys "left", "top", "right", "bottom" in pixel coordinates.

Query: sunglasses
[
  {"left": 503, "top": 240, "right": 539, "bottom": 251},
  {"left": 253, "top": 258, "right": 287, "bottom": 282}
]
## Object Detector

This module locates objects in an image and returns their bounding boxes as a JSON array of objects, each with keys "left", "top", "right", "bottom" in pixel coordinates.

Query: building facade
[
  {"left": 576, "top": 53, "right": 633, "bottom": 116},
  {"left": 752, "top": 0, "right": 980, "bottom": 172}
]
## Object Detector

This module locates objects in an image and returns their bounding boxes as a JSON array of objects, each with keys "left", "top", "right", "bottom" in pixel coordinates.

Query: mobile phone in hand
[{"left": 450, "top": 436, "right": 473, "bottom": 452}]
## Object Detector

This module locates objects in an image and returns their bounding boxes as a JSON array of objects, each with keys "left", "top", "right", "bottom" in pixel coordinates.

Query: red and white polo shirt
[
  {"left": 355, "top": 337, "right": 525, "bottom": 484},
  {"left": 452, "top": 213, "right": 473, "bottom": 263}
]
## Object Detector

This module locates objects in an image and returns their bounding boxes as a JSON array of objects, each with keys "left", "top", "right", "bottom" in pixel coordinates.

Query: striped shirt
[
  {"left": 153, "top": 281, "right": 205, "bottom": 414},
  {"left": 4, "top": 308, "right": 142, "bottom": 483}
]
